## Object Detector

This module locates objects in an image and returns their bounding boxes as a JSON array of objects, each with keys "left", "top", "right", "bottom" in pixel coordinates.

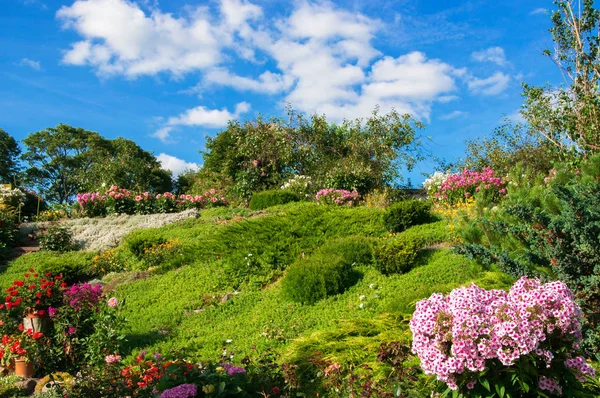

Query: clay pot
[
  {"left": 14, "top": 358, "right": 34, "bottom": 378},
  {"left": 23, "top": 310, "right": 49, "bottom": 333}
]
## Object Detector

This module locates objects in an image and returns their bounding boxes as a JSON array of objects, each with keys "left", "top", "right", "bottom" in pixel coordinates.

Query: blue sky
[{"left": 1, "top": 0, "right": 561, "bottom": 183}]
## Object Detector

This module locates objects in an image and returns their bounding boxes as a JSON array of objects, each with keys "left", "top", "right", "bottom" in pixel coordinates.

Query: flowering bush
[
  {"left": 77, "top": 186, "right": 228, "bottom": 217},
  {"left": 280, "top": 175, "right": 313, "bottom": 197},
  {"left": 424, "top": 168, "right": 506, "bottom": 205},
  {"left": 139, "top": 238, "right": 183, "bottom": 270},
  {"left": 0, "top": 327, "right": 46, "bottom": 367},
  {"left": 410, "top": 277, "right": 597, "bottom": 395},
  {"left": 3, "top": 270, "right": 66, "bottom": 314},
  {"left": 0, "top": 186, "right": 25, "bottom": 211},
  {"left": 315, "top": 188, "right": 360, "bottom": 206},
  {"left": 53, "top": 286, "right": 125, "bottom": 372}
]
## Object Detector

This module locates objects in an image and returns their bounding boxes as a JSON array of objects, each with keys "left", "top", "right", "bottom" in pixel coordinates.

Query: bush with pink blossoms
[
  {"left": 410, "top": 277, "right": 599, "bottom": 396},
  {"left": 425, "top": 168, "right": 506, "bottom": 206},
  {"left": 76, "top": 186, "right": 229, "bottom": 217},
  {"left": 315, "top": 188, "right": 360, "bottom": 206}
]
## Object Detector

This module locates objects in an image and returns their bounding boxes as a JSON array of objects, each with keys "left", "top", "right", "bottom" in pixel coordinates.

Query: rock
[
  {"left": 16, "top": 378, "right": 38, "bottom": 395},
  {"left": 220, "top": 294, "right": 231, "bottom": 303}
]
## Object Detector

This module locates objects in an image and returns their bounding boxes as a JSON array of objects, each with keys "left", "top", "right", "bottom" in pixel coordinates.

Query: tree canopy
[
  {"left": 0, "top": 129, "right": 21, "bottom": 184},
  {"left": 22, "top": 124, "right": 171, "bottom": 203},
  {"left": 202, "top": 107, "right": 424, "bottom": 199}
]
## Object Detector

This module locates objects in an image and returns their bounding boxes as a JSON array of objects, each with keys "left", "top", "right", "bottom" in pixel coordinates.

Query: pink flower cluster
[
  {"left": 410, "top": 277, "right": 595, "bottom": 390},
  {"left": 315, "top": 188, "right": 360, "bottom": 206},
  {"left": 433, "top": 168, "right": 506, "bottom": 203},
  {"left": 106, "top": 185, "right": 132, "bottom": 200},
  {"left": 76, "top": 192, "right": 106, "bottom": 206}
]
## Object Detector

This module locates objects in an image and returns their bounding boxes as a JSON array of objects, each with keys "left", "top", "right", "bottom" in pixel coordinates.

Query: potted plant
[
  {"left": 0, "top": 330, "right": 44, "bottom": 378},
  {"left": 4, "top": 270, "right": 66, "bottom": 332}
]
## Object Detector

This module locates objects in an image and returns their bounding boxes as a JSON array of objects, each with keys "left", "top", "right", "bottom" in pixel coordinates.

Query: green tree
[
  {"left": 87, "top": 138, "right": 172, "bottom": 193},
  {"left": 202, "top": 107, "right": 424, "bottom": 199},
  {"left": 22, "top": 124, "right": 173, "bottom": 203},
  {"left": 457, "top": 120, "right": 556, "bottom": 175},
  {"left": 0, "top": 129, "right": 21, "bottom": 184},
  {"left": 22, "top": 124, "right": 106, "bottom": 203},
  {"left": 522, "top": 0, "right": 600, "bottom": 158}
]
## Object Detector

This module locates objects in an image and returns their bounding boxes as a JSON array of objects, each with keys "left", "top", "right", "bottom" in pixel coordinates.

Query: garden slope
[{"left": 1, "top": 203, "right": 512, "bottom": 373}]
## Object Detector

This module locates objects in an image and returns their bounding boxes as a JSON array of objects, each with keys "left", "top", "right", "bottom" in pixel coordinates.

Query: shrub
[
  {"left": 411, "top": 277, "right": 598, "bottom": 395},
  {"left": 91, "top": 249, "right": 128, "bottom": 275},
  {"left": 37, "top": 252, "right": 97, "bottom": 284},
  {"left": 282, "top": 237, "right": 371, "bottom": 304},
  {"left": 280, "top": 175, "right": 313, "bottom": 198},
  {"left": 375, "top": 221, "right": 447, "bottom": 275},
  {"left": 423, "top": 168, "right": 506, "bottom": 205},
  {"left": 383, "top": 199, "right": 431, "bottom": 233},
  {"left": 375, "top": 238, "right": 419, "bottom": 275},
  {"left": 125, "top": 233, "right": 167, "bottom": 260},
  {"left": 39, "top": 225, "right": 77, "bottom": 253},
  {"left": 249, "top": 190, "right": 302, "bottom": 210}
]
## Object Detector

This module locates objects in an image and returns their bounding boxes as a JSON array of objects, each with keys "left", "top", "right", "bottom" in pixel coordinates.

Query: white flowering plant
[
  {"left": 280, "top": 175, "right": 313, "bottom": 198},
  {"left": 0, "top": 186, "right": 26, "bottom": 209}
]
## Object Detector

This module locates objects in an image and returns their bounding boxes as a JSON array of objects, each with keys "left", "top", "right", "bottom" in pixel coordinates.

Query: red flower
[
  {"left": 33, "top": 274, "right": 38, "bottom": 278},
  {"left": 35, "top": 292, "right": 42, "bottom": 298},
  {"left": 28, "top": 269, "right": 34, "bottom": 273},
  {"left": 272, "top": 387, "right": 280, "bottom": 394},
  {"left": 18, "top": 324, "right": 24, "bottom": 331},
  {"left": 32, "top": 332, "right": 43, "bottom": 340},
  {"left": 37, "top": 309, "right": 45, "bottom": 316}
]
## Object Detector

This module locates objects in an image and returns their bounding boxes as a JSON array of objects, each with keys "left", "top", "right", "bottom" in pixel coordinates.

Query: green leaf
[{"left": 481, "top": 379, "right": 491, "bottom": 392}]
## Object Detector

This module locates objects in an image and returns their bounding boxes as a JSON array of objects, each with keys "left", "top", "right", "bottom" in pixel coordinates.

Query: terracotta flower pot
[
  {"left": 23, "top": 310, "right": 49, "bottom": 333},
  {"left": 14, "top": 358, "right": 34, "bottom": 378}
]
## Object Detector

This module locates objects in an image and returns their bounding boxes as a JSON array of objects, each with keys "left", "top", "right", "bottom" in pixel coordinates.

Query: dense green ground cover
[{"left": 0, "top": 202, "right": 512, "bottom": 388}]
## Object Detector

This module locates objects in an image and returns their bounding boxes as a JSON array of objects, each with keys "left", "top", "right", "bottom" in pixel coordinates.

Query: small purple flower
[
  {"left": 159, "top": 383, "right": 198, "bottom": 398},
  {"left": 48, "top": 307, "right": 57, "bottom": 318},
  {"left": 221, "top": 362, "right": 246, "bottom": 376},
  {"left": 67, "top": 327, "right": 77, "bottom": 335},
  {"left": 154, "top": 353, "right": 163, "bottom": 361}
]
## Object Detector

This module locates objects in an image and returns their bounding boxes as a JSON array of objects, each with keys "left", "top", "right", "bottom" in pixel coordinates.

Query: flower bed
[
  {"left": 410, "top": 277, "right": 597, "bottom": 395},
  {"left": 424, "top": 168, "right": 506, "bottom": 205},
  {"left": 76, "top": 186, "right": 228, "bottom": 217},
  {"left": 315, "top": 188, "right": 360, "bottom": 206}
]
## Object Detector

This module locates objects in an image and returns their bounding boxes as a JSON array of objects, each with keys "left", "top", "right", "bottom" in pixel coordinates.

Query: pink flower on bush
[
  {"left": 315, "top": 188, "right": 360, "bottom": 206},
  {"left": 107, "top": 297, "right": 118, "bottom": 307},
  {"left": 105, "top": 354, "right": 121, "bottom": 364},
  {"left": 410, "top": 277, "right": 594, "bottom": 391}
]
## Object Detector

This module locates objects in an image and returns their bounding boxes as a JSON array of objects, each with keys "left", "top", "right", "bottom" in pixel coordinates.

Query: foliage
[
  {"left": 383, "top": 199, "right": 432, "bottom": 233},
  {"left": 0, "top": 129, "right": 21, "bottom": 184},
  {"left": 521, "top": 0, "right": 600, "bottom": 158},
  {"left": 91, "top": 249, "right": 128, "bottom": 275},
  {"left": 0, "top": 375, "right": 28, "bottom": 396},
  {"left": 22, "top": 124, "right": 172, "bottom": 204},
  {"left": 375, "top": 221, "right": 446, "bottom": 275},
  {"left": 411, "top": 277, "right": 599, "bottom": 396},
  {"left": 0, "top": 210, "right": 18, "bottom": 261},
  {"left": 126, "top": 234, "right": 168, "bottom": 260},
  {"left": 282, "top": 236, "right": 373, "bottom": 304},
  {"left": 139, "top": 239, "right": 183, "bottom": 270},
  {"left": 39, "top": 225, "right": 77, "bottom": 253},
  {"left": 34, "top": 252, "right": 97, "bottom": 284},
  {"left": 202, "top": 108, "right": 425, "bottom": 199},
  {"left": 458, "top": 121, "right": 556, "bottom": 176},
  {"left": 249, "top": 190, "right": 302, "bottom": 210}
]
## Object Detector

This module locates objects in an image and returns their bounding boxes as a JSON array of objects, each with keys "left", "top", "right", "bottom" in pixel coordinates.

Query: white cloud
[
  {"left": 56, "top": 0, "right": 259, "bottom": 77},
  {"left": 471, "top": 47, "right": 508, "bottom": 67},
  {"left": 530, "top": 8, "right": 546, "bottom": 15},
  {"left": 468, "top": 72, "right": 511, "bottom": 96},
  {"left": 154, "top": 101, "right": 251, "bottom": 143},
  {"left": 18, "top": 58, "right": 41, "bottom": 70},
  {"left": 439, "top": 110, "right": 467, "bottom": 120},
  {"left": 204, "top": 68, "right": 293, "bottom": 93},
  {"left": 156, "top": 153, "right": 200, "bottom": 176}
]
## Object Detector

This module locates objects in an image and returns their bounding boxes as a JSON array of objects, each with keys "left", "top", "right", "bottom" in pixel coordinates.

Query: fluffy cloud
[
  {"left": 56, "top": 0, "right": 260, "bottom": 77},
  {"left": 439, "top": 110, "right": 467, "bottom": 120},
  {"left": 471, "top": 47, "right": 508, "bottom": 67},
  {"left": 156, "top": 153, "right": 199, "bottom": 176},
  {"left": 154, "top": 102, "right": 250, "bottom": 142},
  {"left": 530, "top": 8, "right": 546, "bottom": 15},
  {"left": 468, "top": 72, "right": 511, "bottom": 96},
  {"left": 204, "top": 68, "right": 293, "bottom": 93},
  {"left": 58, "top": 0, "right": 510, "bottom": 137}
]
